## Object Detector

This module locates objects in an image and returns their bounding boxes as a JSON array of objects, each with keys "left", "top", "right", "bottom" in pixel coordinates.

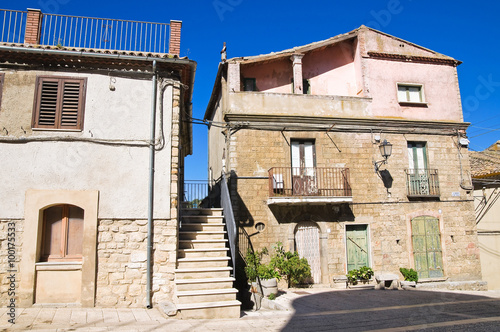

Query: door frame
[{"left": 344, "top": 223, "right": 372, "bottom": 273}]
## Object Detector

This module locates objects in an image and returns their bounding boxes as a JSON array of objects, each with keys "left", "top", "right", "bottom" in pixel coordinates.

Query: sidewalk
[{"left": 2, "top": 288, "right": 500, "bottom": 331}]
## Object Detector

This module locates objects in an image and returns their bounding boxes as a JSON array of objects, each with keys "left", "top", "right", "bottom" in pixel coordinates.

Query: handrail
[{"left": 221, "top": 172, "right": 237, "bottom": 277}]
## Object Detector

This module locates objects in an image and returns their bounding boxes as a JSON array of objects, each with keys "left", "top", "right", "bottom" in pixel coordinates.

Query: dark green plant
[
  {"left": 346, "top": 266, "right": 374, "bottom": 285},
  {"left": 399, "top": 267, "right": 418, "bottom": 282},
  {"left": 244, "top": 247, "right": 279, "bottom": 282},
  {"left": 268, "top": 293, "right": 276, "bottom": 300},
  {"left": 270, "top": 242, "right": 312, "bottom": 287}
]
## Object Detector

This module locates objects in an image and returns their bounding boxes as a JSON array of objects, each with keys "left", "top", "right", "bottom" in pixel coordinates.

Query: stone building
[
  {"left": 0, "top": 9, "right": 196, "bottom": 308},
  {"left": 470, "top": 141, "right": 500, "bottom": 290},
  {"left": 205, "top": 26, "right": 484, "bottom": 289}
]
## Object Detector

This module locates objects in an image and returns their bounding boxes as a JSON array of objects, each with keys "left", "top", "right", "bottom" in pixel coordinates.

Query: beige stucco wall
[
  {"left": 475, "top": 187, "right": 500, "bottom": 290},
  {"left": 0, "top": 69, "right": 173, "bottom": 219}
]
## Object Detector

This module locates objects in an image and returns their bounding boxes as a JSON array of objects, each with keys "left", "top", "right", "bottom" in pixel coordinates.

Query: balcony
[
  {"left": 268, "top": 167, "right": 352, "bottom": 205},
  {"left": 405, "top": 169, "right": 440, "bottom": 198}
]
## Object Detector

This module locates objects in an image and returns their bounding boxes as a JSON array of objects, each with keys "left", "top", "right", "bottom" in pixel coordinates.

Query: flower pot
[{"left": 260, "top": 278, "right": 278, "bottom": 297}]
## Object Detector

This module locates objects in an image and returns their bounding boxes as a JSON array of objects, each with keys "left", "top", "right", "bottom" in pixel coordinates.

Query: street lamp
[{"left": 374, "top": 139, "right": 392, "bottom": 172}]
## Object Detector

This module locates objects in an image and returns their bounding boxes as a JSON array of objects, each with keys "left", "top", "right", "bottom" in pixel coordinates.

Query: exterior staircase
[{"left": 175, "top": 207, "right": 241, "bottom": 319}]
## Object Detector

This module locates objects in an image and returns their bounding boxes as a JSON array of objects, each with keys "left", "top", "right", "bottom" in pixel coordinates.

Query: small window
[
  {"left": 397, "top": 83, "right": 424, "bottom": 104},
  {"left": 243, "top": 78, "right": 257, "bottom": 91},
  {"left": 291, "top": 78, "right": 311, "bottom": 94},
  {"left": 40, "top": 204, "right": 84, "bottom": 262},
  {"left": 32, "top": 76, "right": 87, "bottom": 130},
  {"left": 0, "top": 73, "right": 4, "bottom": 110}
]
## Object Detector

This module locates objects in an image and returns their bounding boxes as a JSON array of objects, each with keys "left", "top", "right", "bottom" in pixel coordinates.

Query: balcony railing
[
  {"left": 269, "top": 167, "right": 352, "bottom": 197},
  {"left": 0, "top": 9, "right": 27, "bottom": 43},
  {"left": 40, "top": 13, "right": 170, "bottom": 52},
  {"left": 405, "top": 169, "right": 440, "bottom": 197},
  {"left": 0, "top": 9, "right": 171, "bottom": 53}
]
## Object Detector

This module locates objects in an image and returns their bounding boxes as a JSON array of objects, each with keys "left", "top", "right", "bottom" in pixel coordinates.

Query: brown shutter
[
  {"left": 60, "top": 80, "right": 84, "bottom": 129},
  {"left": 37, "top": 78, "right": 59, "bottom": 127},
  {"left": 33, "top": 76, "right": 86, "bottom": 130}
]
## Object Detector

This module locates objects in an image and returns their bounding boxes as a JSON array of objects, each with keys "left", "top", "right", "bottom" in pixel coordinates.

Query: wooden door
[
  {"left": 346, "top": 225, "right": 369, "bottom": 271},
  {"left": 412, "top": 216, "right": 444, "bottom": 279},
  {"left": 295, "top": 222, "right": 321, "bottom": 283}
]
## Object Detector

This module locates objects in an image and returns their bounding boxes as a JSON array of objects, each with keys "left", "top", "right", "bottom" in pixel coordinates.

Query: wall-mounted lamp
[{"left": 374, "top": 139, "right": 392, "bottom": 172}]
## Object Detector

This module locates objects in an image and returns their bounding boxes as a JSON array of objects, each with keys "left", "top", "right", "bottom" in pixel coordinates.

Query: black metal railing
[
  {"left": 268, "top": 167, "right": 352, "bottom": 197},
  {"left": 405, "top": 169, "right": 440, "bottom": 197},
  {"left": 221, "top": 172, "right": 237, "bottom": 276}
]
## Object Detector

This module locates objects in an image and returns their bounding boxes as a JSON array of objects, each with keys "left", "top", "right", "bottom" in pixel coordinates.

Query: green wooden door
[
  {"left": 346, "top": 225, "right": 369, "bottom": 271},
  {"left": 411, "top": 216, "right": 444, "bottom": 279}
]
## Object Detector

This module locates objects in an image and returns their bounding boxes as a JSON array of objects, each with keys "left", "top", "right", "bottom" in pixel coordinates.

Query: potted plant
[
  {"left": 346, "top": 266, "right": 374, "bottom": 285},
  {"left": 244, "top": 248, "right": 279, "bottom": 297},
  {"left": 269, "top": 242, "right": 312, "bottom": 288},
  {"left": 399, "top": 267, "right": 418, "bottom": 288}
]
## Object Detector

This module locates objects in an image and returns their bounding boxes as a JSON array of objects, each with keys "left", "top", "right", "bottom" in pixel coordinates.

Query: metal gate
[
  {"left": 295, "top": 222, "right": 321, "bottom": 283},
  {"left": 411, "top": 216, "right": 444, "bottom": 279}
]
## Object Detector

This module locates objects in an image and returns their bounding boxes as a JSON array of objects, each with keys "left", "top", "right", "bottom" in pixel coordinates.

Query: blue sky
[{"left": 11, "top": 0, "right": 500, "bottom": 180}]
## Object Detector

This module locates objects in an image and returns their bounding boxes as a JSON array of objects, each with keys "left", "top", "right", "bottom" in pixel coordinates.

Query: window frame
[
  {"left": 243, "top": 77, "right": 257, "bottom": 91},
  {"left": 32, "top": 76, "right": 87, "bottom": 131},
  {"left": 397, "top": 83, "right": 426, "bottom": 105},
  {"left": 40, "top": 204, "right": 84, "bottom": 262}
]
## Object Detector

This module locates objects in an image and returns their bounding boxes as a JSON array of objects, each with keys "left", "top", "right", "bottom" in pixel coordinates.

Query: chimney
[
  {"left": 25, "top": 9, "right": 42, "bottom": 45},
  {"left": 169, "top": 20, "right": 182, "bottom": 56}
]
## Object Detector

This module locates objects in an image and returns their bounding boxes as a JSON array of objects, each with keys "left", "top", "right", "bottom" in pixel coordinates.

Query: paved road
[{"left": 1, "top": 289, "right": 500, "bottom": 331}]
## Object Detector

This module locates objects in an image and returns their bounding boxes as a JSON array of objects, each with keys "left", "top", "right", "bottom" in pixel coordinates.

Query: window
[
  {"left": 243, "top": 78, "right": 257, "bottom": 91},
  {"left": 0, "top": 73, "right": 4, "bottom": 110},
  {"left": 40, "top": 204, "right": 84, "bottom": 262},
  {"left": 397, "top": 83, "right": 424, "bottom": 104},
  {"left": 32, "top": 76, "right": 87, "bottom": 130},
  {"left": 291, "top": 78, "right": 311, "bottom": 94},
  {"left": 407, "top": 142, "right": 427, "bottom": 171},
  {"left": 291, "top": 140, "right": 317, "bottom": 195}
]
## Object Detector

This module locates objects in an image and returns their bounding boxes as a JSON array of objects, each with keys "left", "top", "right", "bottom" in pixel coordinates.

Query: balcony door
[
  {"left": 291, "top": 140, "right": 317, "bottom": 195},
  {"left": 407, "top": 142, "right": 430, "bottom": 195}
]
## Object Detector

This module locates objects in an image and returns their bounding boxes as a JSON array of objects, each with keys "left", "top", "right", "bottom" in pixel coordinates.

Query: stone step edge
[
  {"left": 175, "top": 277, "right": 235, "bottom": 285},
  {"left": 179, "top": 231, "right": 227, "bottom": 234},
  {"left": 179, "top": 248, "right": 229, "bottom": 252},
  {"left": 177, "top": 288, "right": 238, "bottom": 297},
  {"left": 175, "top": 267, "right": 233, "bottom": 273},
  {"left": 178, "top": 257, "right": 230, "bottom": 262},
  {"left": 182, "top": 208, "right": 223, "bottom": 212},
  {"left": 179, "top": 239, "right": 227, "bottom": 243},
  {"left": 176, "top": 300, "right": 241, "bottom": 311}
]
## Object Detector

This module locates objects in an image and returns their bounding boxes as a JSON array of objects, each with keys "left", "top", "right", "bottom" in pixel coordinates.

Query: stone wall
[
  {"left": 229, "top": 128, "right": 482, "bottom": 285},
  {"left": 96, "top": 218, "right": 177, "bottom": 307}
]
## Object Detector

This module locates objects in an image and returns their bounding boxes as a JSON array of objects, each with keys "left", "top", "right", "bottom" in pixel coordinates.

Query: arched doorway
[{"left": 295, "top": 222, "right": 321, "bottom": 283}]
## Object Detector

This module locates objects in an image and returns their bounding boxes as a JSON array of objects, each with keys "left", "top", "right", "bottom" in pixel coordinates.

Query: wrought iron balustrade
[
  {"left": 405, "top": 168, "right": 440, "bottom": 197},
  {"left": 0, "top": 9, "right": 27, "bottom": 43},
  {"left": 268, "top": 167, "right": 352, "bottom": 197}
]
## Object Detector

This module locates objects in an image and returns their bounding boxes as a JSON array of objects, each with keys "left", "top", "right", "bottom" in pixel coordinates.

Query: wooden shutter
[{"left": 33, "top": 76, "right": 86, "bottom": 130}]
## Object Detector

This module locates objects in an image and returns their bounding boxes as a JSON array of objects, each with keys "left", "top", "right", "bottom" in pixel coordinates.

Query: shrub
[
  {"left": 268, "top": 293, "right": 276, "bottom": 300},
  {"left": 270, "top": 242, "right": 312, "bottom": 287},
  {"left": 399, "top": 267, "right": 418, "bottom": 282},
  {"left": 346, "top": 266, "right": 374, "bottom": 285},
  {"left": 244, "top": 247, "right": 280, "bottom": 282}
]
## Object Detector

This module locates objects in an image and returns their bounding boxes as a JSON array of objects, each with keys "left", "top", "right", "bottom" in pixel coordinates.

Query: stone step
[
  {"left": 178, "top": 248, "right": 229, "bottom": 258},
  {"left": 177, "top": 257, "right": 230, "bottom": 269},
  {"left": 176, "top": 300, "right": 241, "bottom": 319},
  {"left": 177, "top": 288, "right": 238, "bottom": 304},
  {"left": 175, "top": 277, "right": 235, "bottom": 291},
  {"left": 178, "top": 239, "right": 228, "bottom": 249},
  {"left": 182, "top": 215, "right": 224, "bottom": 223},
  {"left": 182, "top": 208, "right": 223, "bottom": 217},
  {"left": 175, "top": 267, "right": 233, "bottom": 279},
  {"left": 179, "top": 231, "right": 227, "bottom": 241},
  {"left": 180, "top": 222, "right": 225, "bottom": 232}
]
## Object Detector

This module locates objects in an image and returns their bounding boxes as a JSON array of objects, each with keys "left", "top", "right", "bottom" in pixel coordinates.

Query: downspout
[{"left": 146, "top": 60, "right": 158, "bottom": 309}]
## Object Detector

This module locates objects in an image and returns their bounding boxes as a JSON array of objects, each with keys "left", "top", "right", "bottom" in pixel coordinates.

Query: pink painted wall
[
  {"left": 240, "top": 58, "right": 292, "bottom": 93},
  {"left": 302, "top": 41, "right": 358, "bottom": 96},
  {"left": 365, "top": 58, "right": 463, "bottom": 122}
]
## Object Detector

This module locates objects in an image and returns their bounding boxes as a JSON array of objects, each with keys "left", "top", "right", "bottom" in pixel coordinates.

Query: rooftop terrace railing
[
  {"left": 0, "top": 8, "right": 176, "bottom": 54},
  {"left": 40, "top": 13, "right": 170, "bottom": 53},
  {"left": 0, "top": 9, "right": 27, "bottom": 43}
]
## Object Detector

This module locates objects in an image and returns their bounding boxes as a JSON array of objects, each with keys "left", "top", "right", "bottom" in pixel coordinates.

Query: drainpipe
[{"left": 146, "top": 60, "right": 158, "bottom": 309}]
